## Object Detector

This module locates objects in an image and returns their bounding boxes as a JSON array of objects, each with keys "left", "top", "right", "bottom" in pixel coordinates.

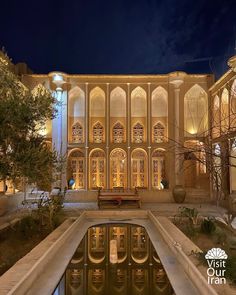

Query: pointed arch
[
  {"left": 213, "top": 95, "right": 220, "bottom": 138},
  {"left": 68, "top": 86, "right": 85, "bottom": 117},
  {"left": 110, "top": 87, "right": 126, "bottom": 117},
  {"left": 131, "top": 148, "right": 147, "bottom": 188},
  {"left": 184, "top": 84, "right": 208, "bottom": 135},
  {"left": 68, "top": 86, "right": 85, "bottom": 143},
  {"left": 67, "top": 148, "right": 85, "bottom": 189},
  {"left": 231, "top": 80, "right": 236, "bottom": 127},
  {"left": 90, "top": 87, "right": 105, "bottom": 117},
  {"left": 151, "top": 86, "right": 168, "bottom": 117},
  {"left": 131, "top": 86, "right": 147, "bottom": 117},
  {"left": 110, "top": 148, "right": 127, "bottom": 188},
  {"left": 152, "top": 148, "right": 166, "bottom": 189},
  {"left": 221, "top": 88, "right": 229, "bottom": 131},
  {"left": 89, "top": 148, "right": 106, "bottom": 189}
]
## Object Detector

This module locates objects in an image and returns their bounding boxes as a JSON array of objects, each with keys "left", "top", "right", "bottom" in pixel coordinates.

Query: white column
[
  {"left": 106, "top": 83, "right": 110, "bottom": 189},
  {"left": 170, "top": 75, "right": 185, "bottom": 186},
  {"left": 147, "top": 83, "right": 152, "bottom": 190},
  {"left": 127, "top": 83, "right": 131, "bottom": 188},
  {"left": 49, "top": 72, "right": 67, "bottom": 189},
  {"left": 85, "top": 83, "right": 89, "bottom": 191},
  {"left": 52, "top": 87, "right": 68, "bottom": 188}
]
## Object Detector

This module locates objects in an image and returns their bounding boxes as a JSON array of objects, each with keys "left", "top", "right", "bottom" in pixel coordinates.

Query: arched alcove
[
  {"left": 131, "top": 148, "right": 147, "bottom": 188},
  {"left": 67, "top": 149, "right": 85, "bottom": 189},
  {"left": 131, "top": 87, "right": 147, "bottom": 142},
  {"left": 89, "top": 149, "right": 106, "bottom": 189},
  {"left": 152, "top": 148, "right": 166, "bottom": 189},
  {"left": 90, "top": 87, "right": 105, "bottom": 143},
  {"left": 152, "top": 87, "right": 168, "bottom": 142},
  {"left": 221, "top": 88, "right": 229, "bottom": 132},
  {"left": 213, "top": 95, "right": 220, "bottom": 138},
  {"left": 110, "top": 87, "right": 126, "bottom": 142},
  {"left": 68, "top": 86, "right": 85, "bottom": 143},
  {"left": 184, "top": 84, "right": 208, "bottom": 136},
  {"left": 110, "top": 148, "right": 127, "bottom": 188}
]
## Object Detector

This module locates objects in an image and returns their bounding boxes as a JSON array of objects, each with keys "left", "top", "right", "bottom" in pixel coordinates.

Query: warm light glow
[
  {"left": 188, "top": 128, "right": 197, "bottom": 135},
  {"left": 110, "top": 239, "right": 118, "bottom": 264}
]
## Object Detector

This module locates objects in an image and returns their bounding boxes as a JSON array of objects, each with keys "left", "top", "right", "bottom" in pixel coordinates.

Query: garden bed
[
  {"left": 171, "top": 206, "right": 236, "bottom": 290},
  {"left": 0, "top": 210, "right": 66, "bottom": 276}
]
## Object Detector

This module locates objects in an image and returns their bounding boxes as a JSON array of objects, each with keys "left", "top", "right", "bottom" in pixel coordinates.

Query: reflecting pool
[{"left": 53, "top": 224, "right": 173, "bottom": 295}]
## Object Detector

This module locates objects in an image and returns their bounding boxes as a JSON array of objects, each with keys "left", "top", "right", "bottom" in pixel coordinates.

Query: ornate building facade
[
  {"left": 20, "top": 72, "right": 214, "bottom": 201},
  {"left": 209, "top": 56, "right": 236, "bottom": 202}
]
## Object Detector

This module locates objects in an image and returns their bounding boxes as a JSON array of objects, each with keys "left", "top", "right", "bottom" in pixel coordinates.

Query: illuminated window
[
  {"left": 110, "top": 149, "right": 127, "bottom": 188},
  {"left": 184, "top": 84, "right": 208, "bottom": 135},
  {"left": 90, "top": 150, "right": 105, "bottom": 189},
  {"left": 131, "top": 149, "right": 147, "bottom": 188},
  {"left": 133, "top": 122, "right": 144, "bottom": 143},
  {"left": 72, "top": 122, "right": 83, "bottom": 143},
  {"left": 113, "top": 122, "right": 124, "bottom": 143},
  {"left": 152, "top": 149, "right": 165, "bottom": 189},
  {"left": 69, "top": 150, "right": 84, "bottom": 189},
  {"left": 153, "top": 122, "right": 165, "bottom": 143},
  {"left": 93, "top": 122, "right": 104, "bottom": 143}
]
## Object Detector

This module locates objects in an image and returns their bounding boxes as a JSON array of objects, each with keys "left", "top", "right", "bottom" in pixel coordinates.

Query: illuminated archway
[
  {"left": 131, "top": 149, "right": 147, "bottom": 188},
  {"left": 89, "top": 149, "right": 106, "bottom": 189},
  {"left": 68, "top": 86, "right": 85, "bottom": 143},
  {"left": 184, "top": 84, "right": 208, "bottom": 135},
  {"left": 152, "top": 149, "right": 166, "bottom": 189},
  {"left": 110, "top": 149, "right": 127, "bottom": 188},
  {"left": 152, "top": 86, "right": 168, "bottom": 142},
  {"left": 67, "top": 149, "right": 85, "bottom": 189}
]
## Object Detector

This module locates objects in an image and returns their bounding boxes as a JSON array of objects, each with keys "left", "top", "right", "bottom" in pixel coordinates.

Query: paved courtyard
[{"left": 0, "top": 192, "right": 228, "bottom": 229}]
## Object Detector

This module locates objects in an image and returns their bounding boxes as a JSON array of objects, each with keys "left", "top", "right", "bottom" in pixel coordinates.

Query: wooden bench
[{"left": 98, "top": 188, "right": 141, "bottom": 209}]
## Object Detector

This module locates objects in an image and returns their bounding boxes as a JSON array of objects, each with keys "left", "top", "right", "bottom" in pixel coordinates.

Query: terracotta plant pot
[
  {"left": 172, "top": 185, "right": 186, "bottom": 203},
  {"left": 0, "top": 193, "right": 8, "bottom": 216}
]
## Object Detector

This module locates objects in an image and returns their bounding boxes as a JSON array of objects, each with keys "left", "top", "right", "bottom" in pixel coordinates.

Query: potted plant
[{"left": 172, "top": 185, "right": 186, "bottom": 203}]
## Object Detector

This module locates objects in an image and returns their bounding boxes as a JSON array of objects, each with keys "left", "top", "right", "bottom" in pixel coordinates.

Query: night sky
[{"left": 1, "top": 0, "right": 235, "bottom": 77}]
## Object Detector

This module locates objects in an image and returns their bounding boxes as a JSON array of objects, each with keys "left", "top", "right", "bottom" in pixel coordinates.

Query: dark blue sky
[{"left": 1, "top": 0, "right": 235, "bottom": 77}]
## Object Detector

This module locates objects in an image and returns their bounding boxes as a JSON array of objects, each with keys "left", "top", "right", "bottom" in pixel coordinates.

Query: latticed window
[
  {"left": 93, "top": 122, "right": 104, "bottom": 143},
  {"left": 113, "top": 122, "right": 124, "bottom": 143},
  {"left": 152, "top": 149, "right": 165, "bottom": 189},
  {"left": 90, "top": 150, "right": 105, "bottom": 188},
  {"left": 70, "top": 150, "right": 84, "bottom": 189},
  {"left": 153, "top": 122, "right": 165, "bottom": 143},
  {"left": 72, "top": 122, "right": 83, "bottom": 143},
  {"left": 133, "top": 122, "right": 144, "bottom": 143}
]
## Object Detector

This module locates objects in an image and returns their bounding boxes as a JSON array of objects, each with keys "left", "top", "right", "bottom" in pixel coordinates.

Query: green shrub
[
  {"left": 183, "top": 224, "right": 198, "bottom": 239},
  {"left": 179, "top": 207, "right": 199, "bottom": 225},
  {"left": 225, "top": 256, "right": 236, "bottom": 284},
  {"left": 200, "top": 218, "right": 216, "bottom": 235},
  {"left": 18, "top": 216, "right": 38, "bottom": 238},
  {"left": 213, "top": 226, "right": 227, "bottom": 245}
]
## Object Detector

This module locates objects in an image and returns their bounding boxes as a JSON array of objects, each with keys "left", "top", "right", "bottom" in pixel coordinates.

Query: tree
[{"left": 0, "top": 50, "right": 57, "bottom": 193}]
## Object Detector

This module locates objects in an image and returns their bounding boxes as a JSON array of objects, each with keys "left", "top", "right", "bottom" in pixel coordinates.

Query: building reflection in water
[{"left": 54, "top": 224, "right": 173, "bottom": 295}]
